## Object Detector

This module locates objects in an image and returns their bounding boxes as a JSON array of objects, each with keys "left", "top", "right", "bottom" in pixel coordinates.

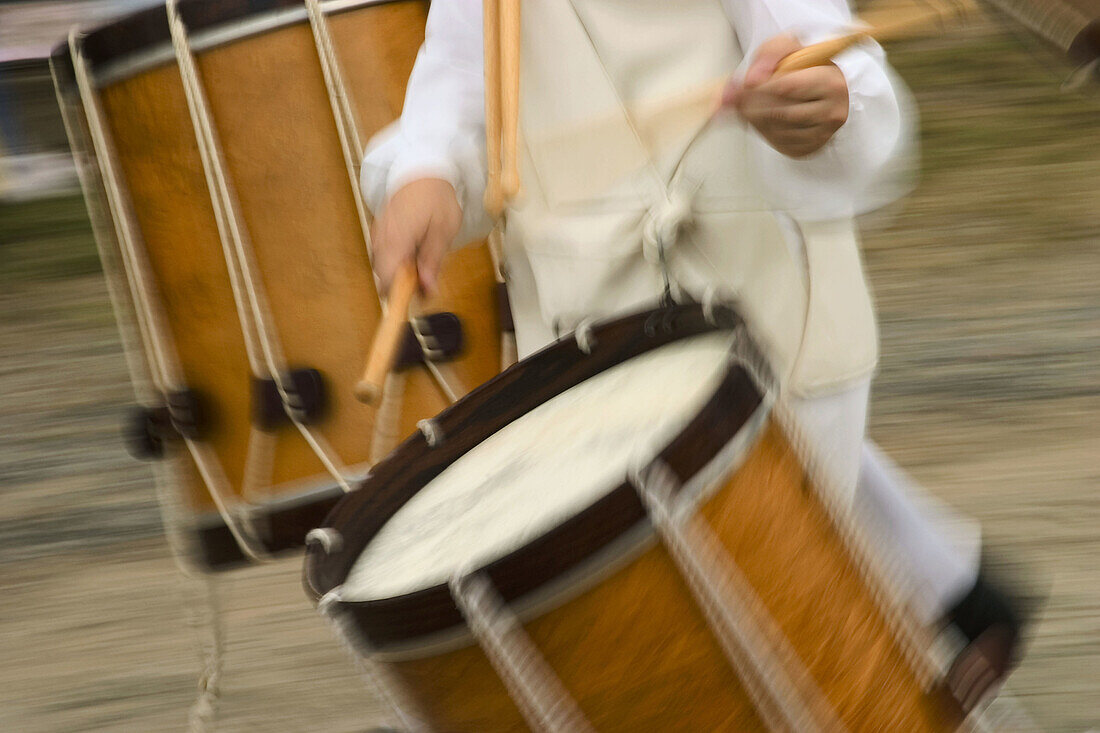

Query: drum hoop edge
[
  {"left": 54, "top": 0, "right": 418, "bottom": 89},
  {"left": 185, "top": 462, "right": 369, "bottom": 531},
  {"left": 345, "top": 394, "right": 776, "bottom": 660},
  {"left": 304, "top": 304, "right": 731, "bottom": 601},
  {"left": 363, "top": 522, "right": 660, "bottom": 660},
  {"left": 305, "top": 304, "right": 776, "bottom": 653}
]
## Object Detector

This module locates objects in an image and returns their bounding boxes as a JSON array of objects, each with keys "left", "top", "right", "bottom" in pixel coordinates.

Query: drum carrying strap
[
  {"left": 449, "top": 571, "right": 596, "bottom": 733},
  {"left": 483, "top": 0, "right": 522, "bottom": 370}
]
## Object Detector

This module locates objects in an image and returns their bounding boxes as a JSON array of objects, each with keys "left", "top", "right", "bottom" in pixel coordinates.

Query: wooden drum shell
[
  {"left": 55, "top": 0, "right": 502, "bottom": 565},
  {"left": 375, "top": 422, "right": 960, "bottom": 731}
]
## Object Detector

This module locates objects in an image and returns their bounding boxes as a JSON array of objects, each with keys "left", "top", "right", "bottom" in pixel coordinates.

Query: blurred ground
[{"left": 0, "top": 17, "right": 1098, "bottom": 733}]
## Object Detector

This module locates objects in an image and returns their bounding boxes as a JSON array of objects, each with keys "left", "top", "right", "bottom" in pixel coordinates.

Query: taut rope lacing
[
  {"left": 308, "top": 0, "right": 482, "bottom": 421},
  {"left": 166, "top": 0, "right": 357, "bottom": 498},
  {"left": 63, "top": 29, "right": 248, "bottom": 731},
  {"left": 449, "top": 570, "right": 596, "bottom": 733},
  {"left": 70, "top": 26, "right": 271, "bottom": 560},
  {"left": 316, "top": 586, "right": 431, "bottom": 732}
]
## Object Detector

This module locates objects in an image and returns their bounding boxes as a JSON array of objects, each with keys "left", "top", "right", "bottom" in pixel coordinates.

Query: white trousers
[{"left": 786, "top": 379, "right": 982, "bottom": 625}]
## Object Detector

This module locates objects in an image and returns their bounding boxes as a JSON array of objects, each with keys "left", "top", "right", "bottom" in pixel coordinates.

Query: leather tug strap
[
  {"left": 395, "top": 312, "right": 467, "bottom": 370},
  {"left": 252, "top": 368, "right": 328, "bottom": 431}
]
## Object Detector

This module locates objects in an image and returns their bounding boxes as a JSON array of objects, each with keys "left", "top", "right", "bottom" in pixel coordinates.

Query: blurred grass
[
  {"left": 0, "top": 193, "right": 100, "bottom": 283},
  {"left": 893, "top": 34, "right": 1098, "bottom": 179},
  {"left": 865, "top": 23, "right": 1100, "bottom": 261}
]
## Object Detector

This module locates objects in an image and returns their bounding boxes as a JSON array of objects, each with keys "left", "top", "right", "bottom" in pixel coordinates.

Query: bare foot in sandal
[
  {"left": 945, "top": 623, "right": 1018, "bottom": 712},
  {"left": 941, "top": 567, "right": 1034, "bottom": 713}
]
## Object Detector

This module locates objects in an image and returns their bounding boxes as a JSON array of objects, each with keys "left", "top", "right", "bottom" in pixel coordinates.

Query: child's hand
[
  {"left": 370, "top": 178, "right": 462, "bottom": 295},
  {"left": 722, "top": 35, "right": 850, "bottom": 158}
]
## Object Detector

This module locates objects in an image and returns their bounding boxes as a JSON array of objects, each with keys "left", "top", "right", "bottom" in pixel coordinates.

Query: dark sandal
[
  {"left": 942, "top": 573, "right": 1026, "bottom": 712},
  {"left": 945, "top": 622, "right": 1018, "bottom": 712}
]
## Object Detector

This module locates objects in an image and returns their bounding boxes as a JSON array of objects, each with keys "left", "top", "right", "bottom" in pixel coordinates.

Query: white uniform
[{"left": 362, "top": 0, "right": 979, "bottom": 625}]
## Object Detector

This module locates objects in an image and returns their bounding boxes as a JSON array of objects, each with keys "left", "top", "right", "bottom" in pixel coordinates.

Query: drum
[
  {"left": 50, "top": 0, "right": 505, "bottom": 570},
  {"left": 304, "top": 303, "right": 964, "bottom": 731},
  {"left": 978, "top": 0, "right": 1099, "bottom": 69}
]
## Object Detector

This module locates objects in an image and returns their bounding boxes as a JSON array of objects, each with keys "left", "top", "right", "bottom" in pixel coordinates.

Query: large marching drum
[
  {"left": 305, "top": 303, "right": 965, "bottom": 731},
  {"left": 52, "top": 0, "right": 506, "bottom": 569}
]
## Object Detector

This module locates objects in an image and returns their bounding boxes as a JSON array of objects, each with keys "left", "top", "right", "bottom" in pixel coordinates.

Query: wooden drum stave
[
  {"left": 304, "top": 303, "right": 966, "bottom": 732},
  {"left": 52, "top": 0, "right": 506, "bottom": 570}
]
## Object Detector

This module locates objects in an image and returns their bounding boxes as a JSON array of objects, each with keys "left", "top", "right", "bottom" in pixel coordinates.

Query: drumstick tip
[{"left": 354, "top": 379, "right": 383, "bottom": 405}]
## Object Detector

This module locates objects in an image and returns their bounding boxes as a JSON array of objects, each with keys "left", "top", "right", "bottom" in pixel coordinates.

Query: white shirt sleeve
[
  {"left": 359, "top": 0, "right": 492, "bottom": 244},
  {"left": 721, "top": 0, "right": 915, "bottom": 221},
  {"left": 362, "top": 0, "right": 914, "bottom": 231}
]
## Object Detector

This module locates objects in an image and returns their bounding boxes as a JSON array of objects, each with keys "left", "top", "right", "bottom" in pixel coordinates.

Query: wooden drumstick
[
  {"left": 483, "top": 0, "right": 505, "bottom": 217},
  {"left": 500, "top": 0, "right": 521, "bottom": 199},
  {"left": 776, "top": 0, "right": 975, "bottom": 73},
  {"left": 355, "top": 262, "right": 418, "bottom": 404}
]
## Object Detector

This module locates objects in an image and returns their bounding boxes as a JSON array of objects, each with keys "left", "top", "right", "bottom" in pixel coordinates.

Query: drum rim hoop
[
  {"left": 50, "top": 0, "right": 418, "bottom": 90},
  {"left": 303, "top": 303, "right": 768, "bottom": 651}
]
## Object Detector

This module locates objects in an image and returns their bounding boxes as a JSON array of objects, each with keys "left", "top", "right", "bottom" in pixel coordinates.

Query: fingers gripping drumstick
[
  {"left": 526, "top": 1, "right": 975, "bottom": 203},
  {"left": 355, "top": 2, "right": 975, "bottom": 407},
  {"left": 356, "top": 262, "right": 418, "bottom": 404}
]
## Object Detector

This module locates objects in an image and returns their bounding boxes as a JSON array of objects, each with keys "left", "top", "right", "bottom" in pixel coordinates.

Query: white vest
[{"left": 502, "top": 0, "right": 879, "bottom": 397}]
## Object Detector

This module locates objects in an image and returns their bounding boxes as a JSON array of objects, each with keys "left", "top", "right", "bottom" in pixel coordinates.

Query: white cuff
[{"left": 385, "top": 152, "right": 464, "bottom": 202}]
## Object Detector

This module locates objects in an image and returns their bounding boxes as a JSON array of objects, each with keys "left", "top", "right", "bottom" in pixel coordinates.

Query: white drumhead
[{"left": 343, "top": 332, "right": 734, "bottom": 601}]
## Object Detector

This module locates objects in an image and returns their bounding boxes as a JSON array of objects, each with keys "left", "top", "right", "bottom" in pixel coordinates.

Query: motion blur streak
[{"left": 1, "top": 4, "right": 1097, "bottom": 732}]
